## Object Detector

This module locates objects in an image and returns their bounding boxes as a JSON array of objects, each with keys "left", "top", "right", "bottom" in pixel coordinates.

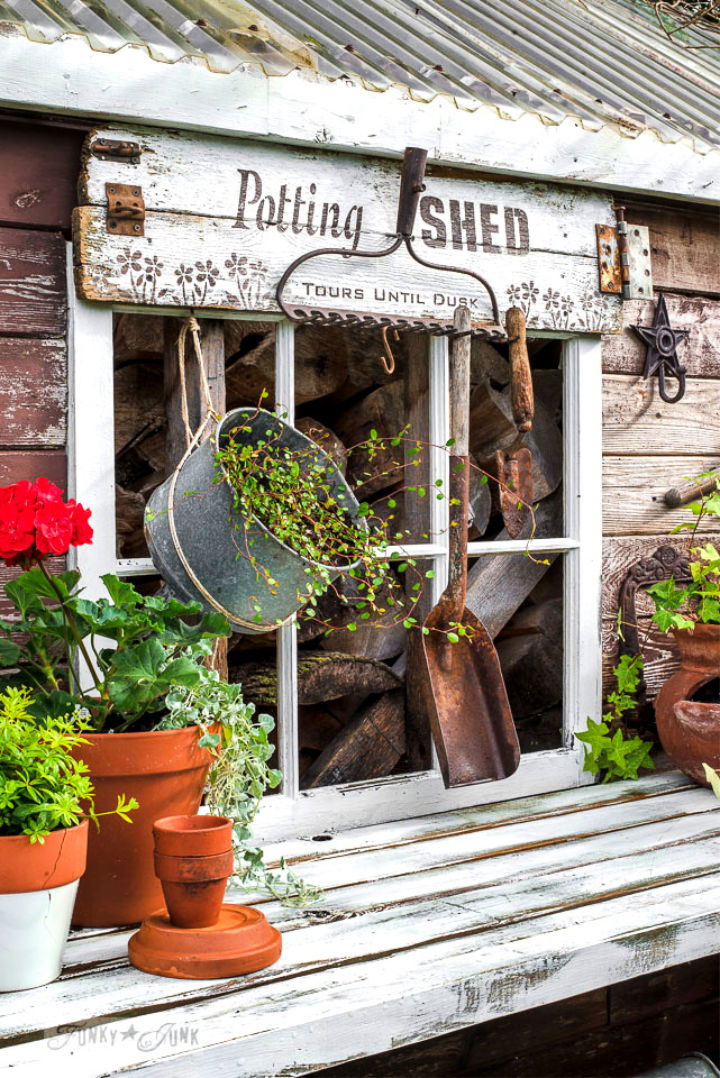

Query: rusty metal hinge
[
  {"left": 91, "top": 138, "right": 141, "bottom": 163},
  {"left": 106, "top": 183, "right": 145, "bottom": 236},
  {"left": 596, "top": 212, "right": 653, "bottom": 301},
  {"left": 596, "top": 224, "right": 622, "bottom": 294}
]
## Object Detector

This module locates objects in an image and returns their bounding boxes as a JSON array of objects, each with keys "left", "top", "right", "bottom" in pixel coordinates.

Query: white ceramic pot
[
  {"left": 0, "top": 821, "right": 89, "bottom": 992},
  {"left": 0, "top": 881, "right": 79, "bottom": 991}
]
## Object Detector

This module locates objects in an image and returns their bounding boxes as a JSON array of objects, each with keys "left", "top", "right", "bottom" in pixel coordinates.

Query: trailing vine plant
[
  {"left": 155, "top": 645, "right": 318, "bottom": 905},
  {"left": 213, "top": 396, "right": 541, "bottom": 644}
]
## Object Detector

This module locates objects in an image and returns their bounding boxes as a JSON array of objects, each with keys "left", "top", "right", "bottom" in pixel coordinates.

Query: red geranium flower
[{"left": 0, "top": 479, "right": 94, "bottom": 567}]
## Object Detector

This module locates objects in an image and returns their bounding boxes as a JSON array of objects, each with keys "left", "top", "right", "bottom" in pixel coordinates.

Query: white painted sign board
[{"left": 75, "top": 127, "right": 621, "bottom": 333}]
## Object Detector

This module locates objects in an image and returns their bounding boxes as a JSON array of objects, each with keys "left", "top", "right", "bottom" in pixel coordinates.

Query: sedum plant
[
  {"left": 156, "top": 646, "right": 318, "bottom": 905},
  {"left": 0, "top": 687, "right": 137, "bottom": 842},
  {"left": 576, "top": 655, "right": 655, "bottom": 782}
]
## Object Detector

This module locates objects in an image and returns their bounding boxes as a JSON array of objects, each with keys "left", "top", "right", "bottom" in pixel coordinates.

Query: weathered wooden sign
[{"left": 74, "top": 127, "right": 621, "bottom": 333}]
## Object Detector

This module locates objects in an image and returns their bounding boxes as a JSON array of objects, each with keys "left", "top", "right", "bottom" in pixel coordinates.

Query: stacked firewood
[{"left": 113, "top": 315, "right": 565, "bottom": 785}]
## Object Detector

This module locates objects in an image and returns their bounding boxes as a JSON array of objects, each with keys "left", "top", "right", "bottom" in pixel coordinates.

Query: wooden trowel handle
[{"left": 506, "top": 306, "right": 534, "bottom": 434}]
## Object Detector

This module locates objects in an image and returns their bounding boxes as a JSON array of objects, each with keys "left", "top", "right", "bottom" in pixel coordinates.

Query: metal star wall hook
[{"left": 632, "top": 294, "right": 689, "bottom": 404}]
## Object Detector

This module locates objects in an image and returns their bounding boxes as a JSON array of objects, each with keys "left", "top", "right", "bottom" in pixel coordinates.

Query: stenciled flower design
[
  {"left": 143, "top": 255, "right": 164, "bottom": 282},
  {"left": 543, "top": 288, "right": 561, "bottom": 310},
  {"left": 195, "top": 260, "right": 220, "bottom": 286},
  {"left": 174, "top": 263, "right": 194, "bottom": 286},
  {"left": 117, "top": 249, "right": 143, "bottom": 276},
  {"left": 507, "top": 283, "right": 522, "bottom": 304},
  {"left": 225, "top": 253, "right": 249, "bottom": 277},
  {"left": 521, "top": 281, "right": 539, "bottom": 304}
]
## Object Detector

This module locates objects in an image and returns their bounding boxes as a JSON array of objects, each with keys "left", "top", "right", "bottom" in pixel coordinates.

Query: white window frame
[{"left": 67, "top": 245, "right": 603, "bottom": 842}]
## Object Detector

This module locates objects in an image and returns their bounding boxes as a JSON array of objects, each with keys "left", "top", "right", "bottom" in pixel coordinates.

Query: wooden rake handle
[{"left": 506, "top": 306, "right": 534, "bottom": 435}]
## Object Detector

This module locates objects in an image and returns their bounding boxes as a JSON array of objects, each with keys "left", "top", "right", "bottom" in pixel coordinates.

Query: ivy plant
[
  {"left": 0, "top": 687, "right": 137, "bottom": 842},
  {"left": 646, "top": 471, "right": 720, "bottom": 631},
  {"left": 0, "top": 570, "right": 229, "bottom": 731},
  {"left": 155, "top": 646, "right": 318, "bottom": 905},
  {"left": 576, "top": 654, "right": 655, "bottom": 782}
]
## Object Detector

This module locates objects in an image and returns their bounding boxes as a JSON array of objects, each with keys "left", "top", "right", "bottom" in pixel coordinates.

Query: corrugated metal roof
[{"left": 1, "top": 0, "right": 718, "bottom": 152}]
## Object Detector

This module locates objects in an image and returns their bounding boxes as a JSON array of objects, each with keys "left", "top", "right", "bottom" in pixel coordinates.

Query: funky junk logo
[{"left": 233, "top": 169, "right": 532, "bottom": 256}]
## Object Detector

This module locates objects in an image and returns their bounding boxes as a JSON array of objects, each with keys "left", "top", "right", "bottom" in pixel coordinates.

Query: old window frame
[{"left": 66, "top": 245, "right": 602, "bottom": 843}]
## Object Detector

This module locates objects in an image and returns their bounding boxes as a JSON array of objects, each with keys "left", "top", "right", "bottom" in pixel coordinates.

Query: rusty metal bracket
[
  {"left": 106, "top": 183, "right": 145, "bottom": 236},
  {"left": 596, "top": 224, "right": 622, "bottom": 294},
  {"left": 91, "top": 138, "right": 142, "bottom": 163}
]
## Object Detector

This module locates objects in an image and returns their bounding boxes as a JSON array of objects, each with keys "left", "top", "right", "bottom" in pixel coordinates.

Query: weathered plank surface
[
  {"left": 625, "top": 205, "right": 720, "bottom": 296},
  {"left": 0, "top": 227, "right": 65, "bottom": 336},
  {"left": 0, "top": 449, "right": 66, "bottom": 488},
  {"left": 603, "top": 456, "right": 720, "bottom": 536},
  {"left": 601, "top": 294, "right": 720, "bottom": 377},
  {"left": 0, "top": 775, "right": 717, "bottom": 1077},
  {"left": 74, "top": 127, "right": 621, "bottom": 332},
  {"left": 602, "top": 618, "right": 681, "bottom": 700},
  {"left": 0, "top": 338, "right": 66, "bottom": 446},
  {"left": 0, "top": 122, "right": 84, "bottom": 230},
  {"left": 603, "top": 375, "right": 720, "bottom": 457}
]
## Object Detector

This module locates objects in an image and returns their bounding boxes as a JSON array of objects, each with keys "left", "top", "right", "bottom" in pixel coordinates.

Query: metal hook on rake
[
  {"left": 275, "top": 147, "right": 507, "bottom": 343},
  {"left": 380, "top": 325, "right": 400, "bottom": 374}
]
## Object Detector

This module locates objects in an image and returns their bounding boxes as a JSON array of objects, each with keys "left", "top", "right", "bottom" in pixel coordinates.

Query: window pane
[
  {"left": 467, "top": 553, "right": 564, "bottom": 754},
  {"left": 467, "top": 337, "right": 563, "bottom": 542},
  {"left": 295, "top": 559, "right": 435, "bottom": 788},
  {"left": 292, "top": 326, "right": 432, "bottom": 545}
]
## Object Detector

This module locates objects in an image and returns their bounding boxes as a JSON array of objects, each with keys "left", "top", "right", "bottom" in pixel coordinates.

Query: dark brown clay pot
[
  {"left": 71, "top": 728, "right": 217, "bottom": 927},
  {"left": 655, "top": 624, "right": 720, "bottom": 787}
]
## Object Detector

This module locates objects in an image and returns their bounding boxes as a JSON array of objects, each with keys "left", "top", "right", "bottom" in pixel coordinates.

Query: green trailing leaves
[
  {"left": 575, "top": 655, "right": 655, "bottom": 783},
  {"left": 647, "top": 473, "right": 720, "bottom": 631}
]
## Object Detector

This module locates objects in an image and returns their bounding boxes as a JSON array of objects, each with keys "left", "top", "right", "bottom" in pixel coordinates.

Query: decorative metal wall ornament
[
  {"left": 632, "top": 293, "right": 689, "bottom": 404},
  {"left": 617, "top": 544, "right": 691, "bottom": 730}
]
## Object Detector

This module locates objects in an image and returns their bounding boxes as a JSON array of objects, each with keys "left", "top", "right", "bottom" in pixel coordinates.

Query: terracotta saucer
[{"left": 128, "top": 904, "right": 282, "bottom": 980}]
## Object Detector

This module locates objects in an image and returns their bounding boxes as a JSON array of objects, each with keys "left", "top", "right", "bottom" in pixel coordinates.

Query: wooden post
[
  {"left": 403, "top": 336, "right": 432, "bottom": 770},
  {"left": 163, "top": 317, "right": 228, "bottom": 679}
]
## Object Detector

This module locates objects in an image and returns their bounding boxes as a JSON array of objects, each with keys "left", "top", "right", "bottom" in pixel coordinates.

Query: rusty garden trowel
[
  {"left": 419, "top": 305, "right": 521, "bottom": 788},
  {"left": 495, "top": 306, "right": 535, "bottom": 539}
]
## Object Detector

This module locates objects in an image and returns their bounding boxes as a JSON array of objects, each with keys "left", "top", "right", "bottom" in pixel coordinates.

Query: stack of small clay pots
[
  {"left": 154, "top": 815, "right": 234, "bottom": 928},
  {"left": 128, "top": 815, "right": 281, "bottom": 979}
]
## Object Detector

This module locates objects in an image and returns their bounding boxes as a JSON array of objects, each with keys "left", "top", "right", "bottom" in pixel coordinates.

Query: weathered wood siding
[
  {"left": 0, "top": 121, "right": 80, "bottom": 612},
  {"left": 601, "top": 204, "right": 720, "bottom": 697}
]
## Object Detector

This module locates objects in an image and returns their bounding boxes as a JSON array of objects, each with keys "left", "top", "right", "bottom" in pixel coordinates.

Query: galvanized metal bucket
[{"left": 145, "top": 408, "right": 363, "bottom": 633}]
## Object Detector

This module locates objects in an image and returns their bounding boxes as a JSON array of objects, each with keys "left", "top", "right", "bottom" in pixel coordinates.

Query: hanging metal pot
[{"left": 145, "top": 408, "right": 364, "bottom": 633}]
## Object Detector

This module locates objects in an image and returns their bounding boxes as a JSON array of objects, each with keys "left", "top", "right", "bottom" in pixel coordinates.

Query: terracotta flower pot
[
  {"left": 0, "top": 820, "right": 88, "bottom": 991},
  {"left": 71, "top": 728, "right": 217, "bottom": 927},
  {"left": 153, "top": 815, "right": 234, "bottom": 928},
  {"left": 153, "top": 815, "right": 233, "bottom": 857},
  {"left": 655, "top": 624, "right": 720, "bottom": 787}
]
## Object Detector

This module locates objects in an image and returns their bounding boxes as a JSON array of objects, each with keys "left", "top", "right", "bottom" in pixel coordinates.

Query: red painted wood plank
[
  {"left": 0, "top": 450, "right": 66, "bottom": 489},
  {"left": 0, "top": 338, "right": 66, "bottom": 447},
  {"left": 0, "top": 122, "right": 84, "bottom": 231},
  {"left": 0, "top": 228, "right": 66, "bottom": 336}
]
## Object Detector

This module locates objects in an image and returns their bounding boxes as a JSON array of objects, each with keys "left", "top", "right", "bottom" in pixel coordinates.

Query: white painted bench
[{"left": 1, "top": 772, "right": 718, "bottom": 1077}]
